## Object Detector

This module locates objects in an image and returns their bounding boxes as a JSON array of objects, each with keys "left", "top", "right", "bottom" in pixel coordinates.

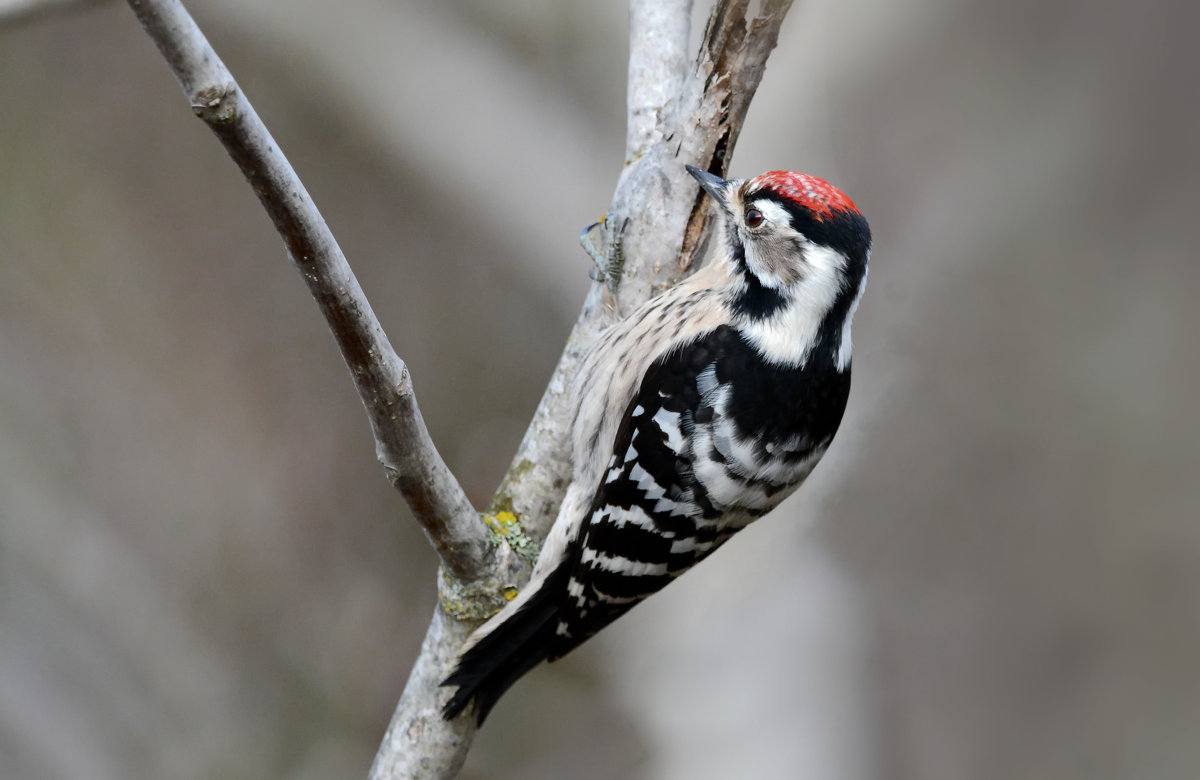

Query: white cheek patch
[{"left": 742, "top": 243, "right": 847, "bottom": 366}]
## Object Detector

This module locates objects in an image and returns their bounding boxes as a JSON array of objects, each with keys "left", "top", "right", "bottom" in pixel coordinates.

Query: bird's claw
[
  {"left": 579, "top": 216, "right": 630, "bottom": 293},
  {"left": 580, "top": 220, "right": 607, "bottom": 281}
]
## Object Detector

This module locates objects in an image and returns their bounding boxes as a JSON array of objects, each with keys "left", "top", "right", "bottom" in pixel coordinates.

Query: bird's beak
[{"left": 686, "top": 165, "right": 732, "bottom": 208}]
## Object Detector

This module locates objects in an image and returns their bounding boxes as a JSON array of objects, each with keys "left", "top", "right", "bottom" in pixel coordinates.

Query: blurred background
[{"left": 1, "top": 0, "right": 1198, "bottom": 777}]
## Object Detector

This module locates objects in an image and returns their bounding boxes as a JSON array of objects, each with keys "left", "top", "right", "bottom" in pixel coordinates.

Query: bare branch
[
  {"left": 124, "top": 0, "right": 491, "bottom": 582},
  {"left": 370, "top": 605, "right": 475, "bottom": 779},
  {"left": 626, "top": 0, "right": 693, "bottom": 157}
]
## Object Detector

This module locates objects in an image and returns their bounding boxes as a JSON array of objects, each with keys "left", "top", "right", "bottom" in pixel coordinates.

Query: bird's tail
[{"left": 441, "top": 561, "right": 570, "bottom": 724}]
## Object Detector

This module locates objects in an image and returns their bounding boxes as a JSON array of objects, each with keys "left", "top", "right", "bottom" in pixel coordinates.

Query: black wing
[
  {"left": 546, "top": 326, "right": 745, "bottom": 658},
  {"left": 442, "top": 324, "right": 851, "bottom": 723},
  {"left": 442, "top": 327, "right": 730, "bottom": 724}
]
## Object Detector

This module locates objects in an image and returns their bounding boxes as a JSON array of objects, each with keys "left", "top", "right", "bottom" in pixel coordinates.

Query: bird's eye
[{"left": 744, "top": 208, "right": 765, "bottom": 228}]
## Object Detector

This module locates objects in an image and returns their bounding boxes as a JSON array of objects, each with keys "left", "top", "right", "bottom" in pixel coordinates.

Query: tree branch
[
  {"left": 124, "top": 0, "right": 492, "bottom": 583},
  {"left": 626, "top": 0, "right": 692, "bottom": 158}
]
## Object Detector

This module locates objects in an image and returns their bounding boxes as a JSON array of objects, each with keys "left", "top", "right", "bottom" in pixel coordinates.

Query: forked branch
[{"left": 121, "top": 0, "right": 792, "bottom": 775}]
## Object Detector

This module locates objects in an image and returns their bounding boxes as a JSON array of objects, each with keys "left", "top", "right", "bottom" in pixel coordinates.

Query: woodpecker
[{"left": 443, "top": 164, "right": 871, "bottom": 723}]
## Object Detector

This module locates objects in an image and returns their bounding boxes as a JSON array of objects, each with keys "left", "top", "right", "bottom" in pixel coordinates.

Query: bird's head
[{"left": 686, "top": 164, "right": 872, "bottom": 368}]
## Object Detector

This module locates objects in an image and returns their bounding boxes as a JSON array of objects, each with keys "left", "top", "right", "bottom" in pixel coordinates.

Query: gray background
[{"left": 2, "top": 1, "right": 1197, "bottom": 778}]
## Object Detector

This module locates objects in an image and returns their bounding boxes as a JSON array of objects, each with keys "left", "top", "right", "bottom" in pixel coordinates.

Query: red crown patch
[{"left": 750, "top": 171, "right": 860, "bottom": 220}]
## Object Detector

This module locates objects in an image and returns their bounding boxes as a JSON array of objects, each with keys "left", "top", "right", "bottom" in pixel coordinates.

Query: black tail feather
[{"left": 441, "top": 563, "right": 569, "bottom": 724}]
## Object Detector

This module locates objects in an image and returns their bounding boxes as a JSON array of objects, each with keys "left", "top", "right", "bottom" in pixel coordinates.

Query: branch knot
[{"left": 190, "top": 82, "right": 238, "bottom": 124}]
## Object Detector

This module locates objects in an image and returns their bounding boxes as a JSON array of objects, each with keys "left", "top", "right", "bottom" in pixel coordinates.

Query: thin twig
[{"left": 124, "top": 0, "right": 492, "bottom": 583}]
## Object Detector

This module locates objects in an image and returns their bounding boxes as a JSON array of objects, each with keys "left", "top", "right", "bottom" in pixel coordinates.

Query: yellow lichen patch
[
  {"left": 503, "top": 586, "right": 519, "bottom": 601},
  {"left": 494, "top": 511, "right": 519, "bottom": 532},
  {"left": 481, "top": 511, "right": 540, "bottom": 566},
  {"left": 482, "top": 511, "right": 517, "bottom": 538}
]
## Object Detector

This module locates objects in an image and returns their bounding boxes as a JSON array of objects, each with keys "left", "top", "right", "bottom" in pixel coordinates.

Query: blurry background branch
[
  {"left": 0, "top": 0, "right": 109, "bottom": 27},
  {"left": 125, "top": 0, "right": 491, "bottom": 582}
]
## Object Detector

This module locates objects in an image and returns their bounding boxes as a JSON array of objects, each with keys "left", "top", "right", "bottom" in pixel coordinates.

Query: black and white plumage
[{"left": 443, "top": 164, "right": 872, "bottom": 723}]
